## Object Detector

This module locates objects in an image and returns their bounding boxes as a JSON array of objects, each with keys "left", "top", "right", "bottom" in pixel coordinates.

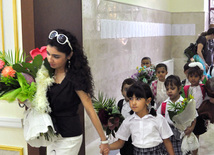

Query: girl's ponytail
[
  {"left": 149, "top": 97, "right": 157, "bottom": 116},
  {"left": 141, "top": 83, "right": 157, "bottom": 116}
]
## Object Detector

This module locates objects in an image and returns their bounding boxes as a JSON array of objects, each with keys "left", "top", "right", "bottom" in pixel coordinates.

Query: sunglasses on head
[{"left": 49, "top": 30, "right": 73, "bottom": 51}]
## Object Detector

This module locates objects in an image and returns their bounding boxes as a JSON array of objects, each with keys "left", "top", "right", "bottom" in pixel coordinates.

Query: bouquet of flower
[
  {"left": 0, "top": 47, "right": 57, "bottom": 147},
  {"left": 131, "top": 66, "right": 156, "bottom": 85},
  {"left": 93, "top": 92, "right": 124, "bottom": 138},
  {"left": 168, "top": 95, "right": 199, "bottom": 155}
]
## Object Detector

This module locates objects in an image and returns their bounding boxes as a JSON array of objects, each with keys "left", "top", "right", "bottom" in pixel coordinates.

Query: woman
[
  {"left": 196, "top": 28, "right": 214, "bottom": 70},
  {"left": 46, "top": 29, "right": 108, "bottom": 155}
]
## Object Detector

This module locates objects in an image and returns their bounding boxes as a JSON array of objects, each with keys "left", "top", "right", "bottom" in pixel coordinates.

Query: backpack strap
[
  {"left": 117, "top": 99, "right": 124, "bottom": 113},
  {"left": 161, "top": 102, "right": 167, "bottom": 117},
  {"left": 199, "top": 84, "right": 206, "bottom": 99},
  {"left": 151, "top": 80, "right": 158, "bottom": 97},
  {"left": 183, "top": 85, "right": 190, "bottom": 98}
]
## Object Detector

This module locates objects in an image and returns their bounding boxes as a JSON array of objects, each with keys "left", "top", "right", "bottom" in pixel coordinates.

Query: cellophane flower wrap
[
  {"left": 167, "top": 95, "right": 199, "bottom": 155},
  {"left": 131, "top": 65, "right": 156, "bottom": 85},
  {"left": 0, "top": 47, "right": 57, "bottom": 147},
  {"left": 93, "top": 92, "right": 124, "bottom": 138}
]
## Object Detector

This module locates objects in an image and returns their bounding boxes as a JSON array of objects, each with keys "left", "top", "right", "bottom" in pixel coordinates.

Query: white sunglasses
[{"left": 49, "top": 30, "right": 73, "bottom": 51}]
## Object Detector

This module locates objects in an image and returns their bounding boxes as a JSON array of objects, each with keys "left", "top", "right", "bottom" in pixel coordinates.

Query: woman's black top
[
  {"left": 47, "top": 73, "right": 82, "bottom": 137},
  {"left": 196, "top": 35, "right": 212, "bottom": 66}
]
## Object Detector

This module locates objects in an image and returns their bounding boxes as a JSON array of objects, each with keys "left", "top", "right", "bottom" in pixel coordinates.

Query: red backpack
[
  {"left": 161, "top": 102, "right": 167, "bottom": 117},
  {"left": 183, "top": 84, "right": 205, "bottom": 99}
]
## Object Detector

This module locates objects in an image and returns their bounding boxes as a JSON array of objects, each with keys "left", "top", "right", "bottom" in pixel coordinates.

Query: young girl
[
  {"left": 183, "top": 62, "right": 206, "bottom": 109},
  {"left": 157, "top": 75, "right": 197, "bottom": 155},
  {"left": 108, "top": 81, "right": 175, "bottom": 155}
]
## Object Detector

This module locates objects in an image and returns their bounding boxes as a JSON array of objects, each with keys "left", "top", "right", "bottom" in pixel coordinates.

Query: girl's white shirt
[
  {"left": 189, "top": 85, "right": 203, "bottom": 109},
  {"left": 121, "top": 100, "right": 132, "bottom": 119},
  {"left": 157, "top": 96, "right": 184, "bottom": 125},
  {"left": 116, "top": 113, "right": 173, "bottom": 149},
  {"left": 156, "top": 80, "right": 168, "bottom": 109}
]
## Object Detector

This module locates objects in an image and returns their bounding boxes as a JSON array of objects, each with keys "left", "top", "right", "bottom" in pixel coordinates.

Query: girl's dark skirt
[
  {"left": 169, "top": 135, "right": 182, "bottom": 155},
  {"left": 133, "top": 144, "right": 165, "bottom": 155}
]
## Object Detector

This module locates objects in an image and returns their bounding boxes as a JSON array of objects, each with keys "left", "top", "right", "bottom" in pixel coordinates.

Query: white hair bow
[{"left": 188, "top": 62, "right": 204, "bottom": 70}]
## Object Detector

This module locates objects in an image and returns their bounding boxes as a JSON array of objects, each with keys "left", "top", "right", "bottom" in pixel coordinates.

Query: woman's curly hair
[{"left": 47, "top": 29, "right": 94, "bottom": 97}]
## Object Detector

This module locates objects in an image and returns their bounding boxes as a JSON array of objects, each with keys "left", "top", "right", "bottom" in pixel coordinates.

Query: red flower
[
  {"left": 0, "top": 60, "right": 5, "bottom": 69},
  {"left": 30, "top": 46, "right": 47, "bottom": 60},
  {"left": 98, "top": 109, "right": 109, "bottom": 125},
  {"left": 2, "top": 66, "right": 16, "bottom": 77}
]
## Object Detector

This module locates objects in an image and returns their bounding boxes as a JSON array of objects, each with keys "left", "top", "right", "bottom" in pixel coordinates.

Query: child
[
  {"left": 157, "top": 75, "right": 197, "bottom": 155},
  {"left": 117, "top": 78, "right": 135, "bottom": 155},
  {"left": 141, "top": 57, "right": 152, "bottom": 68},
  {"left": 181, "top": 62, "right": 191, "bottom": 87},
  {"left": 109, "top": 81, "right": 175, "bottom": 155},
  {"left": 192, "top": 77, "right": 214, "bottom": 155},
  {"left": 151, "top": 63, "right": 168, "bottom": 109},
  {"left": 117, "top": 78, "right": 135, "bottom": 118},
  {"left": 183, "top": 62, "right": 206, "bottom": 109}
]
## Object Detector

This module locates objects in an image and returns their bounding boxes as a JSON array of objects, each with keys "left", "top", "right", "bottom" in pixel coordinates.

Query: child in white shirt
[
  {"left": 151, "top": 63, "right": 168, "bottom": 109},
  {"left": 108, "top": 81, "right": 175, "bottom": 155},
  {"left": 183, "top": 62, "right": 206, "bottom": 109},
  {"left": 157, "top": 75, "right": 197, "bottom": 155}
]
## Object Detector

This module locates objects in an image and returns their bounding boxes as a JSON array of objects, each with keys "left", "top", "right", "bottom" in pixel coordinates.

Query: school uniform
[
  {"left": 116, "top": 113, "right": 173, "bottom": 155},
  {"left": 46, "top": 73, "right": 83, "bottom": 155},
  {"left": 157, "top": 96, "right": 184, "bottom": 155},
  {"left": 151, "top": 80, "right": 168, "bottom": 109}
]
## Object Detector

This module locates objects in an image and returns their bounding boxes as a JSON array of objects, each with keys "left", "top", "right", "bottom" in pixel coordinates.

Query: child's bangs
[
  {"left": 188, "top": 67, "right": 203, "bottom": 77},
  {"left": 127, "top": 83, "right": 146, "bottom": 98},
  {"left": 165, "top": 79, "right": 179, "bottom": 88}
]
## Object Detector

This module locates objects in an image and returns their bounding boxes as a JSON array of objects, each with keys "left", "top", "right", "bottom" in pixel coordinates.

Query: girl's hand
[
  {"left": 184, "top": 127, "right": 193, "bottom": 136},
  {"left": 99, "top": 143, "right": 109, "bottom": 155}
]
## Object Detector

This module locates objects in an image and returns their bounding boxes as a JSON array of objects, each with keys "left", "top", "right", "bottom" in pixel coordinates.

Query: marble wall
[
  {"left": 83, "top": 0, "right": 172, "bottom": 146},
  {"left": 82, "top": 0, "right": 206, "bottom": 147},
  {"left": 171, "top": 12, "right": 206, "bottom": 79}
]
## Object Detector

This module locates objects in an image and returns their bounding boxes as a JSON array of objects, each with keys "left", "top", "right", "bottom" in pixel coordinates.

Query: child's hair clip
[{"left": 188, "top": 62, "right": 204, "bottom": 70}]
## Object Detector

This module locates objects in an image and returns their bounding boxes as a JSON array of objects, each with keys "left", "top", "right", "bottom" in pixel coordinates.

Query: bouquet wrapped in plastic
[
  {"left": 0, "top": 47, "right": 57, "bottom": 147},
  {"left": 168, "top": 95, "right": 199, "bottom": 154}
]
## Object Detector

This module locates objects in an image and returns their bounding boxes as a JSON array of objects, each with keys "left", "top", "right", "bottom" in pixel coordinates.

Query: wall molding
[
  {"left": 0, "top": 117, "right": 22, "bottom": 128},
  {"left": 100, "top": 19, "right": 195, "bottom": 38}
]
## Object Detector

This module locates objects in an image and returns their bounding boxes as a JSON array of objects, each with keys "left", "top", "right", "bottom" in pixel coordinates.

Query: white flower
[{"left": 31, "top": 64, "right": 54, "bottom": 113}]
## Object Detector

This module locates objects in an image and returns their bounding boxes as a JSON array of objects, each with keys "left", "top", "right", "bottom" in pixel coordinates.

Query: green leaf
[
  {"left": 0, "top": 88, "right": 22, "bottom": 102},
  {"left": 44, "top": 58, "right": 54, "bottom": 77},
  {"left": 180, "top": 86, "right": 185, "bottom": 98},
  {"left": 13, "top": 63, "right": 35, "bottom": 78},
  {"left": 13, "top": 54, "right": 44, "bottom": 79},
  {"left": 32, "top": 54, "right": 43, "bottom": 70},
  {"left": 168, "top": 110, "right": 177, "bottom": 121}
]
